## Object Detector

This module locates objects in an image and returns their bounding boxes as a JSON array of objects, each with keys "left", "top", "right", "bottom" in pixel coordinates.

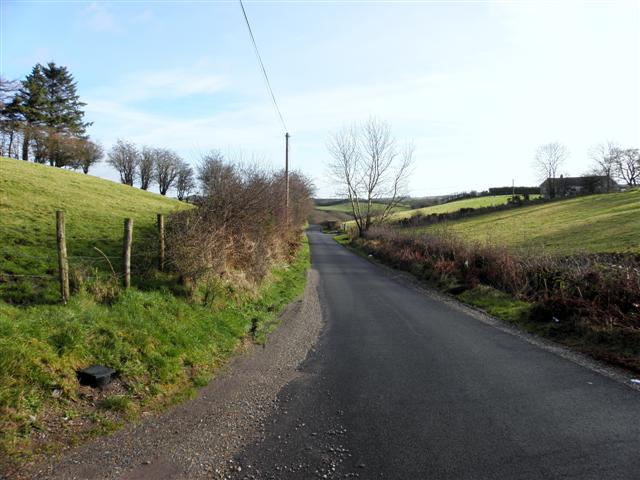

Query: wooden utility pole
[
  {"left": 157, "top": 213, "right": 165, "bottom": 272},
  {"left": 123, "top": 218, "right": 133, "bottom": 288},
  {"left": 56, "top": 211, "right": 70, "bottom": 304},
  {"left": 285, "top": 132, "right": 290, "bottom": 222}
]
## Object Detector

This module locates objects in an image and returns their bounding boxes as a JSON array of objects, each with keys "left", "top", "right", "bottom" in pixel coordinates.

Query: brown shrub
[
  {"left": 358, "top": 226, "right": 640, "bottom": 331},
  {"left": 165, "top": 155, "right": 313, "bottom": 296}
]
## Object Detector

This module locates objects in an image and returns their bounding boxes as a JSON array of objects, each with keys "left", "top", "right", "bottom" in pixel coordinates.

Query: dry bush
[
  {"left": 165, "top": 153, "right": 313, "bottom": 296},
  {"left": 359, "top": 226, "right": 640, "bottom": 330}
]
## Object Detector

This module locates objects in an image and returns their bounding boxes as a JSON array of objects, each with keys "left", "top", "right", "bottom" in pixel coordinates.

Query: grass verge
[
  {"left": 0, "top": 236, "right": 310, "bottom": 474},
  {"left": 457, "top": 285, "right": 533, "bottom": 323}
]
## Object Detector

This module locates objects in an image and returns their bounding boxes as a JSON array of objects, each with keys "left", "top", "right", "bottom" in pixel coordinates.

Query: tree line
[
  {"left": 107, "top": 139, "right": 195, "bottom": 199},
  {"left": 1, "top": 62, "right": 196, "bottom": 199}
]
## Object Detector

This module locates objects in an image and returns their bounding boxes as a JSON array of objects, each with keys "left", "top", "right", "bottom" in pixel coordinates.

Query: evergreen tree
[
  {"left": 41, "top": 62, "right": 90, "bottom": 136},
  {"left": 15, "top": 64, "right": 47, "bottom": 160},
  {"left": 14, "top": 62, "right": 91, "bottom": 165}
]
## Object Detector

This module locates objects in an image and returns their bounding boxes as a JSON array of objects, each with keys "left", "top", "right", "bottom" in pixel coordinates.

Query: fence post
[
  {"left": 123, "top": 218, "right": 133, "bottom": 288},
  {"left": 56, "top": 211, "right": 70, "bottom": 304},
  {"left": 157, "top": 213, "right": 165, "bottom": 272}
]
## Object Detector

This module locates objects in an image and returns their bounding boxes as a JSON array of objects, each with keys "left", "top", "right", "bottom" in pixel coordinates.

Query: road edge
[{"left": 335, "top": 235, "right": 640, "bottom": 393}]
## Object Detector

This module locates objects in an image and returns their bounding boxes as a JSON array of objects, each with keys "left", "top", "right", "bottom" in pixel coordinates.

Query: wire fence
[{"left": 0, "top": 211, "right": 169, "bottom": 303}]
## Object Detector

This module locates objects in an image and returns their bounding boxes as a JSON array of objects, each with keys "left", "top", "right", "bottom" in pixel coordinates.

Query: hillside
[
  {"left": 411, "top": 189, "right": 640, "bottom": 254},
  {"left": 315, "top": 200, "right": 410, "bottom": 214},
  {"left": 388, "top": 195, "right": 540, "bottom": 220},
  {"left": 0, "top": 157, "right": 192, "bottom": 303},
  {"left": 0, "top": 157, "right": 311, "bottom": 470}
]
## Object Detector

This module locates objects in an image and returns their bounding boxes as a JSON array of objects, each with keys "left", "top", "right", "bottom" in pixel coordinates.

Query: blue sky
[{"left": 1, "top": 0, "right": 638, "bottom": 197}]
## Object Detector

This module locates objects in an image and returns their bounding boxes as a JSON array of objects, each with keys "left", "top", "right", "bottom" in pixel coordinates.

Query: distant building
[{"left": 539, "top": 175, "right": 619, "bottom": 199}]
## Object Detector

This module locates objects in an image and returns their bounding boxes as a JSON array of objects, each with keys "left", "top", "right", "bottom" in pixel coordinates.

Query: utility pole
[{"left": 285, "top": 132, "right": 290, "bottom": 222}]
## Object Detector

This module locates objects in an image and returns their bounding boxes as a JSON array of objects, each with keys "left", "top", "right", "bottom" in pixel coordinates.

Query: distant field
[
  {"left": 316, "top": 200, "right": 411, "bottom": 215},
  {"left": 308, "top": 208, "right": 352, "bottom": 225},
  {"left": 389, "top": 195, "right": 540, "bottom": 221},
  {"left": 0, "top": 157, "right": 191, "bottom": 303},
  {"left": 409, "top": 189, "right": 640, "bottom": 254}
]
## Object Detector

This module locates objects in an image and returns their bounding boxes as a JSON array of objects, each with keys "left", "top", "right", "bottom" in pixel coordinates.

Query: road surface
[{"left": 229, "top": 226, "right": 640, "bottom": 479}]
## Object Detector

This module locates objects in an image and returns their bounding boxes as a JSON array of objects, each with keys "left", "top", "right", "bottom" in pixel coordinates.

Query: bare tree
[
  {"left": 139, "top": 146, "right": 156, "bottom": 190},
  {"left": 175, "top": 161, "right": 196, "bottom": 201},
  {"left": 198, "top": 150, "right": 238, "bottom": 197},
  {"left": 327, "top": 118, "right": 413, "bottom": 236},
  {"left": 533, "top": 142, "right": 568, "bottom": 198},
  {"left": 0, "top": 76, "right": 22, "bottom": 158},
  {"left": 155, "top": 148, "right": 182, "bottom": 195},
  {"left": 615, "top": 148, "right": 639, "bottom": 186},
  {"left": 71, "top": 138, "right": 103, "bottom": 174},
  {"left": 107, "top": 139, "right": 139, "bottom": 186},
  {"left": 589, "top": 141, "right": 619, "bottom": 192}
]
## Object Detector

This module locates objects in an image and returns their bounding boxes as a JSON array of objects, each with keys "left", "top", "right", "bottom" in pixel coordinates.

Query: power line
[{"left": 238, "top": 0, "right": 288, "bottom": 133}]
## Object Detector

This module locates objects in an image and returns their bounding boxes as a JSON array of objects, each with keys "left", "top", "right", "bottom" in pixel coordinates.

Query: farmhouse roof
[{"left": 539, "top": 175, "right": 617, "bottom": 187}]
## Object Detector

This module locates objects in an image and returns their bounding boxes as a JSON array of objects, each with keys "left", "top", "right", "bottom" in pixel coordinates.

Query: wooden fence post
[
  {"left": 56, "top": 211, "right": 70, "bottom": 304},
  {"left": 157, "top": 213, "right": 165, "bottom": 272},
  {"left": 123, "top": 218, "right": 133, "bottom": 288}
]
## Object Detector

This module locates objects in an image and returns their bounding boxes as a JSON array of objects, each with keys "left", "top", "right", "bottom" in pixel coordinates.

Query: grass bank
[
  {"left": 0, "top": 237, "right": 310, "bottom": 473},
  {"left": 388, "top": 194, "right": 538, "bottom": 221},
  {"left": 0, "top": 157, "right": 191, "bottom": 304},
  {"left": 409, "top": 189, "right": 640, "bottom": 255},
  {"left": 0, "top": 158, "right": 312, "bottom": 473}
]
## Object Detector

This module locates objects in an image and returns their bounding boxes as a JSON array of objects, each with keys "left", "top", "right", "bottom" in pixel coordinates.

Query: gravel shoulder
[{"left": 22, "top": 268, "right": 324, "bottom": 480}]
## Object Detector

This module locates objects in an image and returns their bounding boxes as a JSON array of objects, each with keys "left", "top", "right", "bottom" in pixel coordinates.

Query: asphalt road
[{"left": 229, "top": 226, "right": 640, "bottom": 480}]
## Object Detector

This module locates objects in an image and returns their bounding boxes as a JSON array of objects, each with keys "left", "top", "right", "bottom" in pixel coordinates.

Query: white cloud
[
  {"left": 88, "top": 68, "right": 227, "bottom": 104},
  {"left": 83, "top": 2, "right": 119, "bottom": 34},
  {"left": 124, "top": 70, "right": 227, "bottom": 101}
]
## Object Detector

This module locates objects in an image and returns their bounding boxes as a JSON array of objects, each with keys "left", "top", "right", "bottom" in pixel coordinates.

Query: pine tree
[
  {"left": 16, "top": 64, "right": 47, "bottom": 160},
  {"left": 41, "top": 62, "right": 90, "bottom": 136},
  {"left": 14, "top": 62, "right": 91, "bottom": 165}
]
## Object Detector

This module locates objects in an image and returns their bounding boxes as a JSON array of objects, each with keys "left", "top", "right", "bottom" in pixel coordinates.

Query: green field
[
  {"left": 0, "top": 157, "right": 191, "bottom": 303},
  {"left": 389, "top": 195, "right": 539, "bottom": 221},
  {"left": 316, "top": 200, "right": 410, "bottom": 214},
  {"left": 0, "top": 158, "right": 310, "bottom": 469},
  {"left": 411, "top": 189, "right": 640, "bottom": 254}
]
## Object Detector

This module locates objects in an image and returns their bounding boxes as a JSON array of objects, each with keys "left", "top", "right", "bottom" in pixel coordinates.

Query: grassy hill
[
  {"left": 311, "top": 200, "right": 410, "bottom": 226},
  {"left": 0, "top": 157, "right": 191, "bottom": 303},
  {"left": 316, "top": 200, "right": 410, "bottom": 214},
  {"left": 411, "top": 189, "right": 640, "bottom": 254},
  {"left": 388, "top": 195, "right": 540, "bottom": 221},
  {"left": 0, "top": 157, "right": 310, "bottom": 470}
]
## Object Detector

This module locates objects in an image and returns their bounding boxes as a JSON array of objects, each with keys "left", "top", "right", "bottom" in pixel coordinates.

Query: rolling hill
[
  {"left": 315, "top": 200, "right": 410, "bottom": 214},
  {"left": 388, "top": 195, "right": 541, "bottom": 220},
  {"left": 0, "top": 157, "right": 191, "bottom": 303},
  {"left": 410, "top": 189, "right": 640, "bottom": 254}
]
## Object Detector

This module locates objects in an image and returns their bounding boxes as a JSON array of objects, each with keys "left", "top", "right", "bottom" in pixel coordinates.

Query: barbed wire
[
  {"left": 1, "top": 251, "right": 158, "bottom": 260},
  {"left": 0, "top": 273, "right": 56, "bottom": 278}
]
